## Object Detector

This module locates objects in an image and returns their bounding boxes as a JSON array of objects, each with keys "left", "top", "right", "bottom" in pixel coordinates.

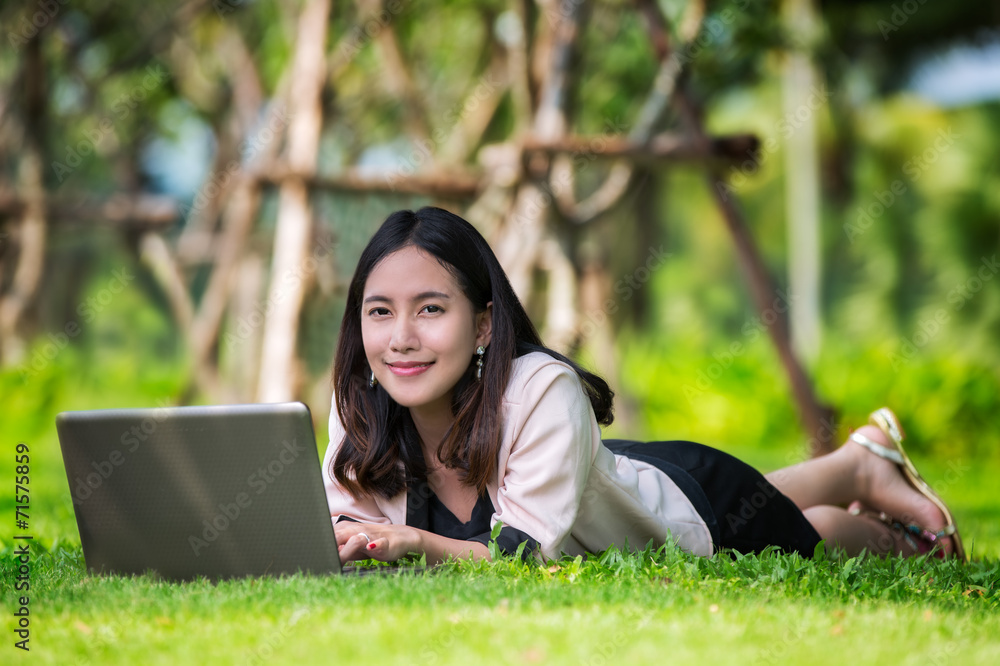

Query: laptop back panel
[{"left": 56, "top": 402, "right": 341, "bottom": 580}]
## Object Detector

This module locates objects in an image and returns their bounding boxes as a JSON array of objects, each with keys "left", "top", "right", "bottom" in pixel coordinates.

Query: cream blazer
[{"left": 322, "top": 352, "right": 714, "bottom": 560}]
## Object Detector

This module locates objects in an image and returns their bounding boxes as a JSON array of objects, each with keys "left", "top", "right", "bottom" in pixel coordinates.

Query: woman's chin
[
  {"left": 379, "top": 386, "right": 426, "bottom": 407},
  {"left": 382, "top": 388, "right": 453, "bottom": 415}
]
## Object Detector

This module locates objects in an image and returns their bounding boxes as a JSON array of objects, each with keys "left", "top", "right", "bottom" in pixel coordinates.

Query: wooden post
[
  {"left": 256, "top": 0, "right": 332, "bottom": 403},
  {"left": 782, "top": 0, "right": 823, "bottom": 364},
  {"left": 0, "top": 35, "right": 48, "bottom": 365}
]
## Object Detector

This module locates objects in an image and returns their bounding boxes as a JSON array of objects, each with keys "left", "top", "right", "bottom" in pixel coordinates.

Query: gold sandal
[{"left": 849, "top": 407, "right": 966, "bottom": 561}]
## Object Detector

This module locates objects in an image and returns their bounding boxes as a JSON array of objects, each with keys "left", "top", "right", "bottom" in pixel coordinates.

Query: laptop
[{"left": 56, "top": 401, "right": 369, "bottom": 580}]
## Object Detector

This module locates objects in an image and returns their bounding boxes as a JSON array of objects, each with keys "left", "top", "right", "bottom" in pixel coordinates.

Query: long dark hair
[{"left": 331, "top": 207, "right": 614, "bottom": 500}]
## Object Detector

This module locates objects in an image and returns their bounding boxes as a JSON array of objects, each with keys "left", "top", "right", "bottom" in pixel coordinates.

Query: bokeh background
[{"left": 1, "top": 0, "right": 998, "bottom": 554}]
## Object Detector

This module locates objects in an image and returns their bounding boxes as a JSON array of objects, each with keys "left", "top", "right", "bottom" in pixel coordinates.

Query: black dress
[{"left": 602, "top": 440, "right": 821, "bottom": 557}]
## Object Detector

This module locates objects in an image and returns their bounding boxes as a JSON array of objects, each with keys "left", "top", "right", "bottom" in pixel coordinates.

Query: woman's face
[{"left": 361, "top": 245, "right": 492, "bottom": 418}]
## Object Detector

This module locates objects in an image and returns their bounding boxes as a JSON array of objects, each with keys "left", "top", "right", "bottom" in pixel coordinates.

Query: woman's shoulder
[
  {"left": 505, "top": 351, "right": 584, "bottom": 404},
  {"left": 510, "top": 350, "right": 578, "bottom": 379}
]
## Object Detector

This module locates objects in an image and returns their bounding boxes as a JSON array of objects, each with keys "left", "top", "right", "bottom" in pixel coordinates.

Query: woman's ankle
[{"left": 847, "top": 424, "right": 893, "bottom": 506}]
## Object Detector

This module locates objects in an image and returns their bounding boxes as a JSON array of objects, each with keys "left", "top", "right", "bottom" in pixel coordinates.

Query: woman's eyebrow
[{"left": 362, "top": 291, "right": 452, "bottom": 305}]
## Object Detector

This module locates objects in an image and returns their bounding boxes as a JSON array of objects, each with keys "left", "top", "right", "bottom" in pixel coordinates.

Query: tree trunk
[
  {"left": 0, "top": 36, "right": 47, "bottom": 366},
  {"left": 256, "top": 0, "right": 331, "bottom": 403},
  {"left": 226, "top": 252, "right": 266, "bottom": 401},
  {"left": 782, "top": 0, "right": 823, "bottom": 365},
  {"left": 539, "top": 236, "right": 578, "bottom": 353},
  {"left": 495, "top": 0, "right": 585, "bottom": 308}
]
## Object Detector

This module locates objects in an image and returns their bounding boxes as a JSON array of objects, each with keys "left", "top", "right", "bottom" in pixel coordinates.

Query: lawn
[
  {"left": 3, "top": 445, "right": 999, "bottom": 666},
  {"left": 2, "top": 355, "right": 999, "bottom": 665},
  {"left": 2, "top": 539, "right": 999, "bottom": 665}
]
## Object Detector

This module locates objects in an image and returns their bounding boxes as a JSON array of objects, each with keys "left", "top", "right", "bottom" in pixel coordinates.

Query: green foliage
[
  {"left": 577, "top": 9, "right": 658, "bottom": 134},
  {"left": 487, "top": 520, "right": 505, "bottom": 562},
  {"left": 611, "top": 325, "right": 1000, "bottom": 465},
  {"left": 598, "top": 95, "right": 1000, "bottom": 468}
]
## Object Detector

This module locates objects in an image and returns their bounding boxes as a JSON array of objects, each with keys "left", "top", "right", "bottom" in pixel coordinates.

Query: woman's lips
[{"left": 387, "top": 362, "right": 433, "bottom": 377}]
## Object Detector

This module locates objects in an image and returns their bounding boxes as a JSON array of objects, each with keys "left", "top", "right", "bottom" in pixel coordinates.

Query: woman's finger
[
  {"left": 333, "top": 523, "right": 362, "bottom": 546},
  {"left": 338, "top": 540, "right": 366, "bottom": 563}
]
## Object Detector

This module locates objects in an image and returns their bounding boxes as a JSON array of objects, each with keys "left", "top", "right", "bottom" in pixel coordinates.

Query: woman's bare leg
[
  {"left": 764, "top": 430, "right": 873, "bottom": 509},
  {"left": 764, "top": 425, "right": 951, "bottom": 554}
]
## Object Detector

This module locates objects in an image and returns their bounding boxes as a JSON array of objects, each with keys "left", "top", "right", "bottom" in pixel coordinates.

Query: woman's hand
[
  {"left": 334, "top": 520, "right": 492, "bottom": 564},
  {"left": 334, "top": 521, "right": 421, "bottom": 563}
]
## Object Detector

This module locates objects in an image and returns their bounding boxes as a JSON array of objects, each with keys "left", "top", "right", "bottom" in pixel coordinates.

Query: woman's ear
[{"left": 476, "top": 301, "right": 493, "bottom": 348}]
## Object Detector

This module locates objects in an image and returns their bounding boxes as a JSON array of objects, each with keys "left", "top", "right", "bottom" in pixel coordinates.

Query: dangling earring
[
  {"left": 475, "top": 345, "right": 485, "bottom": 381},
  {"left": 369, "top": 370, "right": 378, "bottom": 388}
]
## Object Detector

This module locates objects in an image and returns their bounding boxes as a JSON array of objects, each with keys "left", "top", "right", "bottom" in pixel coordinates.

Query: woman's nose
[{"left": 389, "top": 317, "right": 418, "bottom": 352}]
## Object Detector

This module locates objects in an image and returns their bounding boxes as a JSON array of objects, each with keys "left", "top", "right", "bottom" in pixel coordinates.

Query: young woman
[{"left": 323, "top": 207, "right": 965, "bottom": 564}]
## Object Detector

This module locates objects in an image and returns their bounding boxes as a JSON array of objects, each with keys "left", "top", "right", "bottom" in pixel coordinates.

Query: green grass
[
  {"left": 2, "top": 341, "right": 999, "bottom": 664},
  {"left": 2, "top": 542, "right": 999, "bottom": 665},
  {"left": 3, "top": 445, "right": 999, "bottom": 665}
]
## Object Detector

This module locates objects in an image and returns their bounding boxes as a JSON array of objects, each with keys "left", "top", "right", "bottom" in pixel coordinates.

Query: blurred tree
[{"left": 1, "top": 0, "right": 996, "bottom": 451}]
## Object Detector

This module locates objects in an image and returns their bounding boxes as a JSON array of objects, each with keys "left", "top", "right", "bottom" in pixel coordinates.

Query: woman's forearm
[{"left": 413, "top": 528, "right": 491, "bottom": 564}]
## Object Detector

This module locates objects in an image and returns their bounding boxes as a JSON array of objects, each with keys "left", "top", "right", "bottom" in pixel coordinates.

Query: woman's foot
[
  {"left": 846, "top": 500, "right": 949, "bottom": 557},
  {"left": 804, "top": 504, "right": 920, "bottom": 557},
  {"left": 848, "top": 424, "right": 957, "bottom": 557}
]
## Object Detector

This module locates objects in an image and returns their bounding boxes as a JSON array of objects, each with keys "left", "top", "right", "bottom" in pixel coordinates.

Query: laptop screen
[{"left": 56, "top": 402, "right": 342, "bottom": 580}]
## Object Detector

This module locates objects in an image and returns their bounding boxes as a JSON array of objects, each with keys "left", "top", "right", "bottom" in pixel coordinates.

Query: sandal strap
[
  {"left": 906, "top": 523, "right": 957, "bottom": 549},
  {"left": 926, "top": 524, "right": 957, "bottom": 539},
  {"left": 870, "top": 407, "right": 905, "bottom": 446},
  {"left": 849, "top": 431, "right": 905, "bottom": 465},
  {"left": 862, "top": 510, "right": 956, "bottom": 554},
  {"left": 871, "top": 511, "right": 923, "bottom": 552}
]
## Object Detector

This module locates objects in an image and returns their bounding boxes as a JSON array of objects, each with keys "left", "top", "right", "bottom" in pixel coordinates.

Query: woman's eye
[
  {"left": 368, "top": 307, "right": 390, "bottom": 317},
  {"left": 422, "top": 305, "right": 443, "bottom": 314}
]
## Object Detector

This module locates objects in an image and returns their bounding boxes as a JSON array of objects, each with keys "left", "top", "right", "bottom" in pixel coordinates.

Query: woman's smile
[{"left": 386, "top": 361, "right": 434, "bottom": 377}]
